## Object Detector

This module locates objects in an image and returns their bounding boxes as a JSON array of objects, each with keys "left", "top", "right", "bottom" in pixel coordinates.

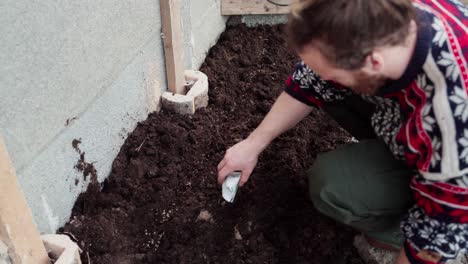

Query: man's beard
[{"left": 350, "top": 71, "right": 388, "bottom": 96}]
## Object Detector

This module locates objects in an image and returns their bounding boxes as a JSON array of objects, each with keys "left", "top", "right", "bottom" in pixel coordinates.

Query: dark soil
[{"left": 62, "top": 24, "right": 364, "bottom": 264}]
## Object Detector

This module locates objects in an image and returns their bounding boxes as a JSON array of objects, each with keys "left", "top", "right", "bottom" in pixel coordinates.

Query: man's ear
[{"left": 362, "top": 52, "right": 384, "bottom": 74}]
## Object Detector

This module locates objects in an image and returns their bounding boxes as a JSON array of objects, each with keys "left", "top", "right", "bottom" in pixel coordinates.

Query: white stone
[
  {"left": 42, "top": 234, "right": 81, "bottom": 264},
  {"left": 161, "top": 70, "right": 209, "bottom": 115},
  {"left": 186, "top": 70, "right": 209, "bottom": 110},
  {"left": 161, "top": 92, "right": 196, "bottom": 115},
  {"left": 0, "top": 241, "right": 11, "bottom": 264}
]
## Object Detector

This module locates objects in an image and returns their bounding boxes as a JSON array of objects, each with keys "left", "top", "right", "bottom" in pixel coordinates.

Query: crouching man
[{"left": 217, "top": 0, "right": 468, "bottom": 263}]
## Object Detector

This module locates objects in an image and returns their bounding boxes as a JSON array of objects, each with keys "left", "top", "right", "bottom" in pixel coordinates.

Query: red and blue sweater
[{"left": 284, "top": 0, "right": 468, "bottom": 263}]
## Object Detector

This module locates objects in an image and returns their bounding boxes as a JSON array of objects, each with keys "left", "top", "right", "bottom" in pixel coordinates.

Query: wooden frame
[
  {"left": 221, "top": 0, "right": 292, "bottom": 15},
  {"left": 160, "top": 0, "right": 186, "bottom": 95},
  {"left": 0, "top": 136, "right": 50, "bottom": 263}
]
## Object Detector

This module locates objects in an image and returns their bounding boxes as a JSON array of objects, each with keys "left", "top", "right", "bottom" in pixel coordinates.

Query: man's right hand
[
  {"left": 217, "top": 137, "right": 263, "bottom": 187},
  {"left": 216, "top": 92, "right": 314, "bottom": 187}
]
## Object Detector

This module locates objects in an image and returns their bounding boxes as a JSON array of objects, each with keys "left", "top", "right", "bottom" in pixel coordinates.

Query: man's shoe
[
  {"left": 354, "top": 235, "right": 468, "bottom": 264},
  {"left": 353, "top": 235, "right": 399, "bottom": 264}
]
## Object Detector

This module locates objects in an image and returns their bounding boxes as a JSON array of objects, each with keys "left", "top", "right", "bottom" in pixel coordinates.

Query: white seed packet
[{"left": 222, "top": 171, "right": 241, "bottom": 203}]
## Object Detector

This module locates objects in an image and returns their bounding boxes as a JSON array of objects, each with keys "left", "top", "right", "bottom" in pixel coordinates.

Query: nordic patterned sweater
[{"left": 284, "top": 0, "right": 468, "bottom": 263}]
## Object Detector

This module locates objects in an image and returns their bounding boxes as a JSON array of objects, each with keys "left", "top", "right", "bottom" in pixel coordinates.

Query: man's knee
[
  {"left": 307, "top": 154, "right": 336, "bottom": 206},
  {"left": 306, "top": 144, "right": 412, "bottom": 232},
  {"left": 307, "top": 153, "right": 354, "bottom": 224}
]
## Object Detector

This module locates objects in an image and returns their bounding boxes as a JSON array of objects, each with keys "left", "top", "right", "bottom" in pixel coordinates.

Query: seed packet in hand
[{"left": 222, "top": 171, "right": 241, "bottom": 203}]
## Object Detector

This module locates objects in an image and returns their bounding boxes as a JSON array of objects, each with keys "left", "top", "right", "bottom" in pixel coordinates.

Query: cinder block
[
  {"left": 186, "top": 70, "right": 209, "bottom": 110},
  {"left": 161, "top": 70, "right": 209, "bottom": 115},
  {"left": 41, "top": 235, "right": 81, "bottom": 264},
  {"left": 161, "top": 92, "right": 196, "bottom": 115},
  {"left": 0, "top": 241, "right": 11, "bottom": 264}
]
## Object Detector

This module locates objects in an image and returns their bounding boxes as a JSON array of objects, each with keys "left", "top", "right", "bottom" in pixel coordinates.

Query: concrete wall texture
[{"left": 0, "top": 0, "right": 228, "bottom": 233}]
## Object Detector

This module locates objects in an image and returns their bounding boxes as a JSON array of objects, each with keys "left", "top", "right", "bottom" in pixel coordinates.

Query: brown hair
[{"left": 287, "top": 0, "right": 415, "bottom": 69}]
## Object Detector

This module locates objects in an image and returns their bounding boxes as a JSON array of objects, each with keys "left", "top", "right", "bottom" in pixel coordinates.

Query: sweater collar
[{"left": 377, "top": 9, "right": 434, "bottom": 96}]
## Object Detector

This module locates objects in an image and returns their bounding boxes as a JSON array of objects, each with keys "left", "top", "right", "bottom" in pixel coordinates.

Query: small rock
[
  {"left": 239, "top": 58, "right": 251, "bottom": 67},
  {"left": 145, "top": 168, "right": 160, "bottom": 179},
  {"left": 247, "top": 221, "right": 253, "bottom": 232},
  {"left": 197, "top": 210, "right": 214, "bottom": 223},
  {"left": 128, "top": 159, "right": 146, "bottom": 178},
  {"left": 133, "top": 254, "right": 146, "bottom": 261},
  {"left": 0, "top": 240, "right": 11, "bottom": 264},
  {"left": 145, "top": 148, "right": 157, "bottom": 156},
  {"left": 234, "top": 225, "right": 242, "bottom": 240},
  {"left": 159, "top": 177, "right": 169, "bottom": 183},
  {"left": 69, "top": 218, "right": 83, "bottom": 229},
  {"left": 231, "top": 44, "right": 242, "bottom": 52}
]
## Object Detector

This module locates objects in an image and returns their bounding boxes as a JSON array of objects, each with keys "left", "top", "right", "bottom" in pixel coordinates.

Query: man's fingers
[
  {"left": 217, "top": 166, "right": 232, "bottom": 185},
  {"left": 238, "top": 168, "right": 253, "bottom": 187},
  {"left": 217, "top": 158, "right": 227, "bottom": 171}
]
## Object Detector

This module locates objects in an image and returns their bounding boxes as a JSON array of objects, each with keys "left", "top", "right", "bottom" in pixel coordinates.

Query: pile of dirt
[{"left": 62, "top": 24, "right": 364, "bottom": 264}]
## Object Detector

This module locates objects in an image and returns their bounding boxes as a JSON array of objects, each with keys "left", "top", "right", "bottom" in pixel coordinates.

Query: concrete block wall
[
  {"left": 183, "top": 0, "right": 229, "bottom": 69},
  {"left": 0, "top": 0, "right": 228, "bottom": 233}
]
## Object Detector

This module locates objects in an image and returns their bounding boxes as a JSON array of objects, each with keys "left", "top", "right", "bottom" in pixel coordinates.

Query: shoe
[
  {"left": 363, "top": 234, "right": 400, "bottom": 252},
  {"left": 446, "top": 254, "right": 468, "bottom": 264},
  {"left": 354, "top": 234, "right": 468, "bottom": 264},
  {"left": 353, "top": 234, "right": 399, "bottom": 264}
]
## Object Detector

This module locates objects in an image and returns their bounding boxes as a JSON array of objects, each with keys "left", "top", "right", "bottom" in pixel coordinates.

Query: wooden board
[
  {"left": 160, "top": 0, "right": 186, "bottom": 95},
  {"left": 0, "top": 136, "right": 50, "bottom": 264},
  {"left": 221, "top": 0, "right": 292, "bottom": 15}
]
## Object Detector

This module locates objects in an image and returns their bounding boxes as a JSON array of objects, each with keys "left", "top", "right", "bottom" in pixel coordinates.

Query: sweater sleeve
[
  {"left": 284, "top": 61, "right": 352, "bottom": 107},
  {"left": 401, "top": 175, "right": 468, "bottom": 263}
]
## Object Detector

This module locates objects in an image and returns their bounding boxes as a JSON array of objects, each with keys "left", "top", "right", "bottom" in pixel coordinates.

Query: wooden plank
[
  {"left": 160, "top": 0, "right": 186, "bottom": 95},
  {"left": 0, "top": 136, "right": 50, "bottom": 264},
  {"left": 221, "top": 0, "right": 292, "bottom": 15}
]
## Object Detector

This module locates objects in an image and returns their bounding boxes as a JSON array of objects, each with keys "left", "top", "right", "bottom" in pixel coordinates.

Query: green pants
[{"left": 307, "top": 139, "right": 413, "bottom": 248}]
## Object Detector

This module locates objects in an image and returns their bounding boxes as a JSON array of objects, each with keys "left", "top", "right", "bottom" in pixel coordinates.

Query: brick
[
  {"left": 186, "top": 70, "right": 209, "bottom": 110},
  {"left": 41, "top": 235, "right": 81, "bottom": 264},
  {"left": 161, "top": 92, "right": 195, "bottom": 115},
  {"left": 0, "top": 241, "right": 11, "bottom": 264},
  {"left": 161, "top": 70, "right": 209, "bottom": 115}
]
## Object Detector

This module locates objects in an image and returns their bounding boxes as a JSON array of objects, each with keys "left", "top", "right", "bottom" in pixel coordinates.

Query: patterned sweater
[{"left": 284, "top": 0, "right": 468, "bottom": 263}]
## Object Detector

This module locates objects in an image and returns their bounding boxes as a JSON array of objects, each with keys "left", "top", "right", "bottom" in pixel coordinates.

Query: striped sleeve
[{"left": 284, "top": 61, "right": 352, "bottom": 107}]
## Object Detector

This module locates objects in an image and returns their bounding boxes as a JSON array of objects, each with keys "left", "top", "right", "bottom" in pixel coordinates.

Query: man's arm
[
  {"left": 217, "top": 61, "right": 352, "bottom": 186},
  {"left": 217, "top": 91, "right": 313, "bottom": 186}
]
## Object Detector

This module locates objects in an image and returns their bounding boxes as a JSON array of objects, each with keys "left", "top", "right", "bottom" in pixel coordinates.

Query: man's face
[{"left": 298, "top": 44, "right": 387, "bottom": 96}]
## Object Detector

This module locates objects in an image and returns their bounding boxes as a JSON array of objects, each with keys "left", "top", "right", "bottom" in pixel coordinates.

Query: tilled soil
[{"left": 62, "top": 24, "right": 364, "bottom": 264}]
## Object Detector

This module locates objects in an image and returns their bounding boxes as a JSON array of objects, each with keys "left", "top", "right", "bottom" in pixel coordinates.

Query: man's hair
[{"left": 287, "top": 0, "right": 416, "bottom": 69}]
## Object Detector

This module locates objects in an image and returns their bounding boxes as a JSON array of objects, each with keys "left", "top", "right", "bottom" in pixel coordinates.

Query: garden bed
[{"left": 62, "top": 24, "right": 364, "bottom": 264}]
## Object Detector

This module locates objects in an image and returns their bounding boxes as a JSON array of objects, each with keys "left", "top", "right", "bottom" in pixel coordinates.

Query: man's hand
[
  {"left": 217, "top": 137, "right": 263, "bottom": 186},
  {"left": 217, "top": 92, "right": 313, "bottom": 187}
]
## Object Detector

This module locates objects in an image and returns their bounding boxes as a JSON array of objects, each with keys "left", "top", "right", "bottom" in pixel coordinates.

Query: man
[{"left": 217, "top": 0, "right": 468, "bottom": 263}]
